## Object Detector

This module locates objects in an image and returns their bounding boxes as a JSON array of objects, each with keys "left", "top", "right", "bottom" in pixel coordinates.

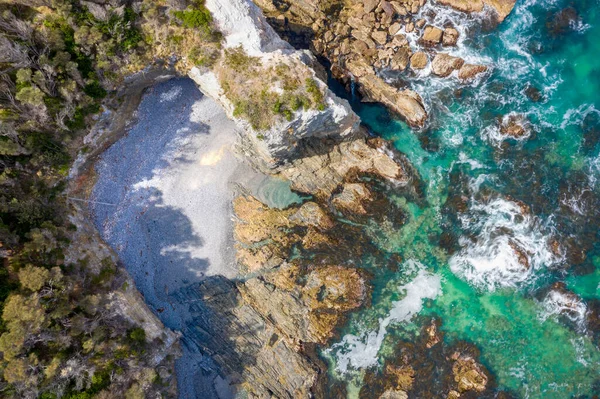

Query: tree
[
  {"left": 2, "top": 294, "right": 46, "bottom": 332},
  {"left": 3, "top": 358, "right": 28, "bottom": 385},
  {"left": 18, "top": 265, "right": 50, "bottom": 292},
  {"left": 0, "top": 323, "right": 26, "bottom": 360},
  {"left": 15, "top": 85, "right": 45, "bottom": 107}
]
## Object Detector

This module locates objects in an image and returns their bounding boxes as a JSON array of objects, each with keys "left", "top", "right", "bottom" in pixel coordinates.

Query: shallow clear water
[{"left": 324, "top": 0, "right": 600, "bottom": 397}]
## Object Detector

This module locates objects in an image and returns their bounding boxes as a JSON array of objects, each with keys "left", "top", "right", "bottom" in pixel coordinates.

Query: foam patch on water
[
  {"left": 449, "top": 197, "right": 558, "bottom": 291},
  {"left": 481, "top": 112, "right": 532, "bottom": 146},
  {"left": 327, "top": 261, "right": 441, "bottom": 374},
  {"left": 159, "top": 85, "right": 183, "bottom": 103},
  {"left": 540, "top": 289, "right": 588, "bottom": 331}
]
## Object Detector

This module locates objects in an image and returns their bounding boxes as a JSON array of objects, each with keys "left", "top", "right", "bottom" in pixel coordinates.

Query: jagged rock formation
[
  {"left": 255, "top": 0, "right": 518, "bottom": 128},
  {"left": 281, "top": 137, "right": 412, "bottom": 196},
  {"left": 189, "top": 0, "right": 361, "bottom": 170},
  {"left": 252, "top": 0, "right": 429, "bottom": 127},
  {"left": 69, "top": 0, "right": 521, "bottom": 397}
]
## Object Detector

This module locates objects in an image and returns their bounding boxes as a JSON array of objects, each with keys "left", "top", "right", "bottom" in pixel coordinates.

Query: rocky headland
[
  {"left": 255, "top": 0, "right": 517, "bottom": 128},
  {"left": 75, "top": 0, "right": 519, "bottom": 397}
]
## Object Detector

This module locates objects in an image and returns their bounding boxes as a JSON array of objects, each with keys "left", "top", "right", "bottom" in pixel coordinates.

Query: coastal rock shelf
[{"left": 87, "top": 0, "right": 600, "bottom": 398}]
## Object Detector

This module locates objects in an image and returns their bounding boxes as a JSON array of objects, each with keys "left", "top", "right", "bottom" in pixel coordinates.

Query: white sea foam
[
  {"left": 468, "top": 173, "right": 494, "bottom": 193},
  {"left": 540, "top": 289, "right": 588, "bottom": 331},
  {"left": 159, "top": 85, "right": 182, "bottom": 103},
  {"left": 560, "top": 187, "right": 592, "bottom": 216},
  {"left": 458, "top": 152, "right": 486, "bottom": 170},
  {"left": 589, "top": 155, "right": 600, "bottom": 187},
  {"left": 481, "top": 112, "right": 532, "bottom": 147},
  {"left": 449, "top": 197, "right": 558, "bottom": 291},
  {"left": 328, "top": 262, "right": 441, "bottom": 374},
  {"left": 560, "top": 104, "right": 599, "bottom": 130}
]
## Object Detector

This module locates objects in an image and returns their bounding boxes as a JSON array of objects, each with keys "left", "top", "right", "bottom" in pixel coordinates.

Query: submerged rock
[
  {"left": 524, "top": 85, "right": 544, "bottom": 102},
  {"left": 547, "top": 7, "right": 579, "bottom": 35},
  {"left": 451, "top": 352, "right": 489, "bottom": 393}
]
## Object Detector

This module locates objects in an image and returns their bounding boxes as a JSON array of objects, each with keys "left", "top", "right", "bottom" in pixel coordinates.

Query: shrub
[
  {"left": 172, "top": 6, "right": 212, "bottom": 34},
  {"left": 305, "top": 78, "right": 327, "bottom": 110},
  {"left": 16, "top": 86, "right": 45, "bottom": 107},
  {"left": 128, "top": 328, "right": 146, "bottom": 344},
  {"left": 223, "top": 47, "right": 260, "bottom": 72},
  {"left": 83, "top": 81, "right": 107, "bottom": 99}
]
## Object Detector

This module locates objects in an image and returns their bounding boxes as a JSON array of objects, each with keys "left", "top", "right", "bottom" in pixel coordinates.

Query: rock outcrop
[
  {"left": 254, "top": 0, "right": 514, "bottom": 129},
  {"left": 189, "top": 0, "right": 360, "bottom": 170},
  {"left": 203, "top": 191, "right": 385, "bottom": 397},
  {"left": 451, "top": 352, "right": 489, "bottom": 393},
  {"left": 281, "top": 137, "right": 412, "bottom": 196},
  {"left": 432, "top": 53, "right": 465, "bottom": 77},
  {"left": 437, "top": 0, "right": 517, "bottom": 22},
  {"left": 458, "top": 63, "right": 488, "bottom": 80},
  {"left": 499, "top": 113, "right": 530, "bottom": 139}
]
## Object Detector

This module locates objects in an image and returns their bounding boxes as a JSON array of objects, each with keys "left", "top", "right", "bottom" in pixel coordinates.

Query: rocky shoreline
[
  {"left": 74, "top": 0, "right": 522, "bottom": 397},
  {"left": 256, "top": 0, "right": 518, "bottom": 127}
]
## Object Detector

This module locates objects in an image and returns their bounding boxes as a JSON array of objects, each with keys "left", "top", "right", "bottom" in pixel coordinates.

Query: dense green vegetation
[
  {"left": 0, "top": 0, "right": 330, "bottom": 395},
  {"left": 0, "top": 0, "right": 225, "bottom": 397},
  {"left": 171, "top": 1, "right": 212, "bottom": 34}
]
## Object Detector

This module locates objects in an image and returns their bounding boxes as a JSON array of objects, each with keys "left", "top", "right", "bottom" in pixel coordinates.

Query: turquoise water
[{"left": 324, "top": 0, "right": 600, "bottom": 397}]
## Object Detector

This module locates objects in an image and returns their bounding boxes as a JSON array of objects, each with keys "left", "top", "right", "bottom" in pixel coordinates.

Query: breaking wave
[
  {"left": 449, "top": 197, "right": 558, "bottom": 291},
  {"left": 327, "top": 261, "right": 441, "bottom": 374}
]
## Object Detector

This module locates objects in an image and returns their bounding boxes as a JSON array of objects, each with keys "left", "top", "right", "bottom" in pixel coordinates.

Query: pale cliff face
[{"left": 190, "top": 0, "right": 360, "bottom": 169}]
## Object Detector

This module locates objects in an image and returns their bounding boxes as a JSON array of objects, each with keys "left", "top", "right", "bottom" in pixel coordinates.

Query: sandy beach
[{"left": 90, "top": 78, "right": 276, "bottom": 398}]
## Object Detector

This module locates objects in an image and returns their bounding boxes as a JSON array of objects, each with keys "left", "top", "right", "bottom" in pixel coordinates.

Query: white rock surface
[{"left": 193, "top": 0, "right": 361, "bottom": 168}]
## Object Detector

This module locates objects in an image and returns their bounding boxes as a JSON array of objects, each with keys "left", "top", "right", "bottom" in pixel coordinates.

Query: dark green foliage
[
  {"left": 91, "top": 263, "right": 116, "bottom": 285},
  {"left": 96, "top": 8, "right": 143, "bottom": 51},
  {"left": 0, "top": 2, "right": 210, "bottom": 397},
  {"left": 172, "top": 4, "right": 212, "bottom": 34},
  {"left": 83, "top": 81, "right": 107, "bottom": 99},
  {"left": 67, "top": 104, "right": 101, "bottom": 131},
  {"left": 128, "top": 327, "right": 146, "bottom": 344}
]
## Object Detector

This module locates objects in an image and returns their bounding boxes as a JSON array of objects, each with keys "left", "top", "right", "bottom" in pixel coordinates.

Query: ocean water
[{"left": 324, "top": 0, "right": 600, "bottom": 397}]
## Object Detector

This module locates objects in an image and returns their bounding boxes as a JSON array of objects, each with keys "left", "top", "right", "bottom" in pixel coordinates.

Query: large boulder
[
  {"left": 443, "top": 27, "right": 460, "bottom": 46},
  {"left": 391, "top": 47, "right": 412, "bottom": 71},
  {"left": 410, "top": 52, "right": 429, "bottom": 69},
  {"left": 431, "top": 53, "right": 465, "bottom": 77},
  {"left": 436, "top": 0, "right": 517, "bottom": 22},
  {"left": 458, "top": 63, "right": 487, "bottom": 80},
  {"left": 421, "top": 26, "right": 444, "bottom": 45}
]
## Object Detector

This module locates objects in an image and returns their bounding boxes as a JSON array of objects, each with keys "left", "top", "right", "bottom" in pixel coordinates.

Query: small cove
[{"left": 89, "top": 77, "right": 301, "bottom": 398}]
